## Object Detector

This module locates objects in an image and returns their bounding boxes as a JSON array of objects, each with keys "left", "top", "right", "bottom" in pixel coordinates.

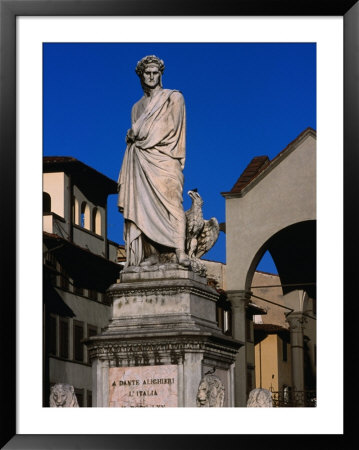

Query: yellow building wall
[
  {"left": 276, "top": 336, "right": 292, "bottom": 390},
  {"left": 255, "top": 334, "right": 292, "bottom": 392},
  {"left": 255, "top": 334, "right": 279, "bottom": 391}
]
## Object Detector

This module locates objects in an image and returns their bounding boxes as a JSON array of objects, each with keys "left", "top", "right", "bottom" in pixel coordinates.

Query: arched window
[
  {"left": 80, "top": 202, "right": 90, "bottom": 230},
  {"left": 43, "top": 192, "right": 51, "bottom": 213},
  {"left": 92, "top": 207, "right": 102, "bottom": 236},
  {"left": 73, "top": 196, "right": 80, "bottom": 225}
]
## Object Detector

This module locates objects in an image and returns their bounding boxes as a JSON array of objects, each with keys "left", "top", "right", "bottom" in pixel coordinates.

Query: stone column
[
  {"left": 227, "top": 290, "right": 251, "bottom": 407},
  {"left": 286, "top": 312, "right": 306, "bottom": 404},
  {"left": 92, "top": 359, "right": 109, "bottom": 407}
]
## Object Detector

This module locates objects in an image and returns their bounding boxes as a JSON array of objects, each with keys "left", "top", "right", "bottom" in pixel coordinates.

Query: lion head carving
[
  {"left": 196, "top": 374, "right": 225, "bottom": 407},
  {"left": 49, "top": 383, "right": 79, "bottom": 407}
]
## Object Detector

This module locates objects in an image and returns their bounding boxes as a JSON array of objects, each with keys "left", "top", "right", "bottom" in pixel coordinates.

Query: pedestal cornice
[{"left": 86, "top": 332, "right": 242, "bottom": 368}]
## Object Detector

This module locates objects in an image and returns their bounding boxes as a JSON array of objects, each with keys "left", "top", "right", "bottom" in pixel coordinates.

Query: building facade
[
  {"left": 43, "top": 157, "right": 124, "bottom": 406},
  {"left": 222, "top": 128, "right": 317, "bottom": 406}
]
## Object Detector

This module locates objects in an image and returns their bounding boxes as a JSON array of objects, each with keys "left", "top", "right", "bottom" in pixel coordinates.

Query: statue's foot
[
  {"left": 176, "top": 249, "right": 191, "bottom": 267},
  {"left": 140, "top": 254, "right": 159, "bottom": 267}
]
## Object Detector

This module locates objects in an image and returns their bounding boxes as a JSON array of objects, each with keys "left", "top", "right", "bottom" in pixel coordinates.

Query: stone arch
[{"left": 245, "top": 220, "right": 316, "bottom": 299}]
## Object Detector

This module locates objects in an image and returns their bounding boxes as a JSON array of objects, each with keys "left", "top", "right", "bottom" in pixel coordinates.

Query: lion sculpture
[
  {"left": 49, "top": 383, "right": 79, "bottom": 407},
  {"left": 196, "top": 374, "right": 225, "bottom": 407},
  {"left": 247, "top": 388, "right": 273, "bottom": 407}
]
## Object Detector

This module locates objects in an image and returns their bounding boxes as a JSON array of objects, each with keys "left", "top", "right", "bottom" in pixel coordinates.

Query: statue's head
[
  {"left": 49, "top": 383, "right": 79, "bottom": 407},
  {"left": 196, "top": 374, "right": 225, "bottom": 407},
  {"left": 135, "top": 55, "right": 165, "bottom": 89}
]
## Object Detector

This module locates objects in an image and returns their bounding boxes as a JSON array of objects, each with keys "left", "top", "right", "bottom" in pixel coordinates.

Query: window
[
  {"left": 80, "top": 202, "right": 90, "bottom": 230},
  {"left": 87, "top": 325, "right": 98, "bottom": 363},
  {"left": 49, "top": 315, "right": 57, "bottom": 356},
  {"left": 59, "top": 318, "right": 69, "bottom": 359},
  {"left": 44, "top": 251, "right": 57, "bottom": 284},
  {"left": 88, "top": 289, "right": 98, "bottom": 301},
  {"left": 43, "top": 192, "right": 51, "bottom": 213},
  {"left": 73, "top": 320, "right": 84, "bottom": 362},
  {"left": 58, "top": 263, "right": 70, "bottom": 291},
  {"left": 93, "top": 207, "right": 102, "bottom": 235}
]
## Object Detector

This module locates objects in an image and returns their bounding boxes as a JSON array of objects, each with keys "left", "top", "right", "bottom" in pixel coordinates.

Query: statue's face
[
  {"left": 141, "top": 64, "right": 161, "bottom": 89},
  {"left": 53, "top": 389, "right": 67, "bottom": 407},
  {"left": 197, "top": 382, "right": 208, "bottom": 405}
]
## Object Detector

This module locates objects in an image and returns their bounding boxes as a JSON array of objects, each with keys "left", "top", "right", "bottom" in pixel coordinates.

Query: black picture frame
[{"left": 1, "top": 0, "right": 356, "bottom": 448}]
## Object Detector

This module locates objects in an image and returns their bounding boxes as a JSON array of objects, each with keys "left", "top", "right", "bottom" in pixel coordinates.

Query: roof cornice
[{"left": 222, "top": 127, "right": 316, "bottom": 199}]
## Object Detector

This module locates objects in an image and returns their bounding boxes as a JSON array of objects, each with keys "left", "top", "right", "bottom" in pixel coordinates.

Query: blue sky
[{"left": 43, "top": 43, "right": 316, "bottom": 273}]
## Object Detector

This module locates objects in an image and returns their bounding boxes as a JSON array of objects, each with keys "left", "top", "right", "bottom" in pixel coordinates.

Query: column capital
[
  {"left": 285, "top": 312, "right": 307, "bottom": 331},
  {"left": 226, "top": 290, "right": 252, "bottom": 308}
]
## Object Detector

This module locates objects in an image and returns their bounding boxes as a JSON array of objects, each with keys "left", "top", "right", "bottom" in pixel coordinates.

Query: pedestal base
[{"left": 87, "top": 268, "right": 242, "bottom": 407}]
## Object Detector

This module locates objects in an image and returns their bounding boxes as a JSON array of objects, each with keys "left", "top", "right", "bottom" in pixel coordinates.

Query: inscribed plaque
[{"left": 108, "top": 365, "right": 178, "bottom": 407}]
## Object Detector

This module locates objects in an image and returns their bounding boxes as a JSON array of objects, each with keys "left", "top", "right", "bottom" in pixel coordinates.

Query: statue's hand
[{"left": 126, "top": 128, "right": 135, "bottom": 144}]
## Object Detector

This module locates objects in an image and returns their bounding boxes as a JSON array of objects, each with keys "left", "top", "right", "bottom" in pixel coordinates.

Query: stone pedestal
[{"left": 87, "top": 267, "right": 242, "bottom": 407}]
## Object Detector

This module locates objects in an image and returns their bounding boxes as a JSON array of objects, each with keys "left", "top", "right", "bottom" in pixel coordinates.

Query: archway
[
  {"left": 247, "top": 220, "right": 316, "bottom": 401},
  {"left": 246, "top": 220, "right": 316, "bottom": 300}
]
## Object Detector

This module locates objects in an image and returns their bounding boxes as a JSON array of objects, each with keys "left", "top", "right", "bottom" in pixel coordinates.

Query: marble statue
[
  {"left": 118, "top": 55, "right": 190, "bottom": 269},
  {"left": 247, "top": 388, "right": 273, "bottom": 407},
  {"left": 196, "top": 374, "right": 225, "bottom": 407},
  {"left": 185, "top": 189, "right": 220, "bottom": 258},
  {"left": 49, "top": 383, "right": 79, "bottom": 407}
]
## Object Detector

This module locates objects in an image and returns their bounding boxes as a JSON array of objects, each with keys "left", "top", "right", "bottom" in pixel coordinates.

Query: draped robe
[{"left": 118, "top": 89, "right": 187, "bottom": 266}]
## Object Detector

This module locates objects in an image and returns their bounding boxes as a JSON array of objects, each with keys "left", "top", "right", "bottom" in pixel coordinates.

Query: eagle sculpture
[{"left": 185, "top": 189, "right": 220, "bottom": 259}]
